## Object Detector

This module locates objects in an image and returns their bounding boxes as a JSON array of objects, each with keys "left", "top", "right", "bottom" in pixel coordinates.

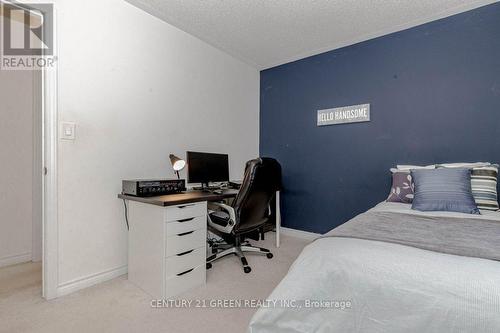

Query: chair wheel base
[
  {"left": 206, "top": 263, "right": 212, "bottom": 269},
  {"left": 243, "top": 266, "right": 251, "bottom": 273},
  {"left": 266, "top": 253, "right": 273, "bottom": 259}
]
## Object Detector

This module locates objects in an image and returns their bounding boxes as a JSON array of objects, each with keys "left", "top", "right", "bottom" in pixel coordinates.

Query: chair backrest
[{"left": 232, "top": 157, "right": 282, "bottom": 233}]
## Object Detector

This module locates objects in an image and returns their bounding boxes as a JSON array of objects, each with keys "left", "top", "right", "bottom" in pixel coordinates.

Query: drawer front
[
  {"left": 164, "top": 265, "right": 206, "bottom": 299},
  {"left": 166, "top": 216, "right": 205, "bottom": 236},
  {"left": 165, "top": 228, "right": 206, "bottom": 257},
  {"left": 165, "top": 202, "right": 206, "bottom": 222},
  {"left": 165, "top": 247, "right": 205, "bottom": 278}
]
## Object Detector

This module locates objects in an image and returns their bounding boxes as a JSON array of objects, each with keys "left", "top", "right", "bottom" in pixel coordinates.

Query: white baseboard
[
  {"left": 280, "top": 227, "right": 321, "bottom": 240},
  {"left": 0, "top": 252, "right": 32, "bottom": 268},
  {"left": 57, "top": 265, "right": 127, "bottom": 297}
]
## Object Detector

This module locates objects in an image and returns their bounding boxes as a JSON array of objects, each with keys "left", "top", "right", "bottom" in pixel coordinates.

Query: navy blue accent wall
[{"left": 260, "top": 3, "right": 500, "bottom": 234}]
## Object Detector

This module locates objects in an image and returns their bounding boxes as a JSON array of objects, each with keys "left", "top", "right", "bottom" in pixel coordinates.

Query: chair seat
[{"left": 209, "top": 211, "right": 231, "bottom": 227}]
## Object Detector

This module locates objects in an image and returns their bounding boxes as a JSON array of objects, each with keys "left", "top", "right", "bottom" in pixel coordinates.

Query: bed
[{"left": 248, "top": 202, "right": 500, "bottom": 333}]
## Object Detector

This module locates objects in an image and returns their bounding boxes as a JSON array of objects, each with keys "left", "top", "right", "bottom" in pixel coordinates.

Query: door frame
[{"left": 41, "top": 4, "right": 58, "bottom": 300}]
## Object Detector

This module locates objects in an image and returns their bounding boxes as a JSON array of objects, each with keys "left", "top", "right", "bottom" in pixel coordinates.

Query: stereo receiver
[{"left": 122, "top": 179, "right": 186, "bottom": 197}]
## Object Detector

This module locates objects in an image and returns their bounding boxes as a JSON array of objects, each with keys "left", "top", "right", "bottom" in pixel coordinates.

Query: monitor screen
[{"left": 187, "top": 151, "right": 229, "bottom": 184}]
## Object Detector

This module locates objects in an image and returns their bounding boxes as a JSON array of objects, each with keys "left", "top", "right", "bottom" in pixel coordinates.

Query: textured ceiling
[{"left": 126, "top": 0, "right": 498, "bottom": 69}]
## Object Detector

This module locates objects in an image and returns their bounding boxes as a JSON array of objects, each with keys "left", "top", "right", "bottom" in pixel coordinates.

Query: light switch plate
[{"left": 60, "top": 122, "right": 76, "bottom": 140}]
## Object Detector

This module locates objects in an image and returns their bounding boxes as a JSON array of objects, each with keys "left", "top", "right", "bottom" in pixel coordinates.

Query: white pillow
[
  {"left": 391, "top": 168, "right": 410, "bottom": 173},
  {"left": 396, "top": 164, "right": 435, "bottom": 170},
  {"left": 437, "top": 162, "right": 491, "bottom": 168}
]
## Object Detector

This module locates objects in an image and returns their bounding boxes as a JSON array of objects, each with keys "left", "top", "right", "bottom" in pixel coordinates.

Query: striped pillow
[{"left": 471, "top": 164, "right": 499, "bottom": 211}]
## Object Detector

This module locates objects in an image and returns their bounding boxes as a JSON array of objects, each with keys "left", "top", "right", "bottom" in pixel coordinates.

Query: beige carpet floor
[{"left": 0, "top": 234, "right": 309, "bottom": 333}]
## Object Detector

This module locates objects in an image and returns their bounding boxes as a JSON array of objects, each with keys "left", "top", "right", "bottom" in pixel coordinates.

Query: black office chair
[{"left": 206, "top": 157, "right": 282, "bottom": 273}]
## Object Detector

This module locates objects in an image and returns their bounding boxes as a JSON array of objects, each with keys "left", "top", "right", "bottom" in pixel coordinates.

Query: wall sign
[{"left": 317, "top": 103, "right": 370, "bottom": 126}]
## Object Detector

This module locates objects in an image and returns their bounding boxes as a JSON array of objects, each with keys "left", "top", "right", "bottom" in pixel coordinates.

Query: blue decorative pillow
[{"left": 411, "top": 168, "right": 480, "bottom": 214}]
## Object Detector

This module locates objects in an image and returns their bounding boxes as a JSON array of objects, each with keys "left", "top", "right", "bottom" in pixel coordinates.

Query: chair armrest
[
  {"left": 207, "top": 202, "right": 237, "bottom": 234},
  {"left": 209, "top": 202, "right": 236, "bottom": 222}
]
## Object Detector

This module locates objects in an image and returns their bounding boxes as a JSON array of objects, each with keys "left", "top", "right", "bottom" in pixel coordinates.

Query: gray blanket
[{"left": 326, "top": 210, "right": 500, "bottom": 261}]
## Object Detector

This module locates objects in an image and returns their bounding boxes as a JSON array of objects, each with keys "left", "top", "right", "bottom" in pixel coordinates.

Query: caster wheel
[
  {"left": 243, "top": 266, "right": 251, "bottom": 274},
  {"left": 206, "top": 263, "right": 212, "bottom": 269},
  {"left": 266, "top": 253, "right": 273, "bottom": 259}
]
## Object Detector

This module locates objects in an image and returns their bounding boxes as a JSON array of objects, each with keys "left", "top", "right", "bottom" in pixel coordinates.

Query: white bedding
[{"left": 248, "top": 203, "right": 500, "bottom": 333}]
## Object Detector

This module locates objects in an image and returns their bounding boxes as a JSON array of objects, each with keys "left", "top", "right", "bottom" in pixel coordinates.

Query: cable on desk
[{"left": 123, "top": 199, "right": 130, "bottom": 230}]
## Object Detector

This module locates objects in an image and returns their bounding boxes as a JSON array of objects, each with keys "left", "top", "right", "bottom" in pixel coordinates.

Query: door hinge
[{"left": 44, "top": 167, "right": 48, "bottom": 175}]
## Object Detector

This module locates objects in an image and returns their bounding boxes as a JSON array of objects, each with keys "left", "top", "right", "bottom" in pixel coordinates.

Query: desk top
[{"left": 118, "top": 189, "right": 239, "bottom": 207}]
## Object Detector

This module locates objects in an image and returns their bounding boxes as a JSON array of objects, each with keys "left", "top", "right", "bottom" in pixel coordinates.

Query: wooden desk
[{"left": 118, "top": 189, "right": 239, "bottom": 207}]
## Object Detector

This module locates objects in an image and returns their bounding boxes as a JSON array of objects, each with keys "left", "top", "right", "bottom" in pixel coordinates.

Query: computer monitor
[{"left": 187, "top": 151, "right": 229, "bottom": 188}]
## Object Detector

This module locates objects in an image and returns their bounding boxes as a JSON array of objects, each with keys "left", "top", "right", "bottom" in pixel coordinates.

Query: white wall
[
  {"left": 52, "top": 0, "right": 259, "bottom": 294},
  {"left": 0, "top": 70, "right": 34, "bottom": 267}
]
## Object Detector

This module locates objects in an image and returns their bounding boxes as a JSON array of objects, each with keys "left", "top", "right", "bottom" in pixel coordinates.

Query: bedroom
[{"left": 0, "top": 0, "right": 499, "bottom": 332}]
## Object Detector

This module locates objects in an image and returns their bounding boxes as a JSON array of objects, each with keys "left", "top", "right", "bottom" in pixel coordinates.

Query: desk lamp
[{"left": 169, "top": 154, "right": 186, "bottom": 179}]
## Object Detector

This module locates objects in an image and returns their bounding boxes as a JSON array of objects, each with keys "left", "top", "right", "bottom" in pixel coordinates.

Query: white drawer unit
[
  {"left": 164, "top": 265, "right": 206, "bottom": 298},
  {"left": 127, "top": 200, "right": 207, "bottom": 299},
  {"left": 165, "top": 229, "right": 206, "bottom": 257},
  {"left": 165, "top": 247, "right": 206, "bottom": 278},
  {"left": 165, "top": 202, "right": 206, "bottom": 221},
  {"left": 166, "top": 216, "right": 205, "bottom": 235}
]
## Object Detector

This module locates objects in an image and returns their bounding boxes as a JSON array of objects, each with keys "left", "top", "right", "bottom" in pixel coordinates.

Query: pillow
[
  {"left": 397, "top": 164, "right": 435, "bottom": 170},
  {"left": 470, "top": 164, "right": 499, "bottom": 211},
  {"left": 386, "top": 166, "right": 431, "bottom": 204},
  {"left": 411, "top": 168, "right": 480, "bottom": 214},
  {"left": 437, "top": 162, "right": 491, "bottom": 169},
  {"left": 387, "top": 171, "right": 414, "bottom": 203},
  {"left": 437, "top": 163, "right": 499, "bottom": 211}
]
